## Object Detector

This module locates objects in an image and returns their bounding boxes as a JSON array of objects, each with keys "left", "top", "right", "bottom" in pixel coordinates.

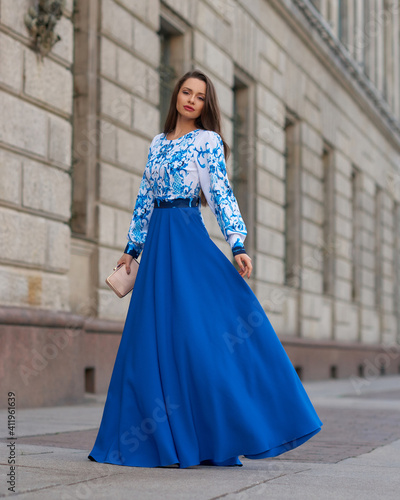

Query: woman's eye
[{"left": 182, "top": 90, "right": 204, "bottom": 100}]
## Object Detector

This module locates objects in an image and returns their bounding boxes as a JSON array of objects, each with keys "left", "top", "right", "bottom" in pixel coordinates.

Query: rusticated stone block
[
  {"left": 0, "top": 207, "right": 47, "bottom": 266},
  {"left": 22, "top": 160, "right": 71, "bottom": 218},
  {"left": 46, "top": 220, "right": 71, "bottom": 272},
  {"left": 0, "top": 32, "right": 23, "bottom": 91},
  {"left": 101, "top": 0, "right": 133, "bottom": 47},
  {"left": 0, "top": 150, "right": 22, "bottom": 204},
  {"left": 0, "top": 91, "right": 47, "bottom": 156},
  {"left": 48, "top": 115, "right": 72, "bottom": 168},
  {"left": 99, "top": 162, "right": 133, "bottom": 209},
  {"left": 24, "top": 49, "right": 73, "bottom": 114}
]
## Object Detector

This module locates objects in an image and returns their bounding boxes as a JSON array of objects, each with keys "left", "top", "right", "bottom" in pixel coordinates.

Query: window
[
  {"left": 232, "top": 72, "right": 255, "bottom": 257},
  {"left": 383, "top": 0, "right": 394, "bottom": 103},
  {"left": 374, "top": 185, "right": 383, "bottom": 309},
  {"left": 322, "top": 143, "right": 335, "bottom": 296},
  {"left": 284, "top": 114, "right": 302, "bottom": 288},
  {"left": 394, "top": 202, "right": 400, "bottom": 341},
  {"left": 158, "top": 12, "right": 190, "bottom": 129},
  {"left": 71, "top": 0, "right": 99, "bottom": 237},
  {"left": 339, "top": 0, "right": 349, "bottom": 46},
  {"left": 351, "top": 167, "right": 361, "bottom": 303}
]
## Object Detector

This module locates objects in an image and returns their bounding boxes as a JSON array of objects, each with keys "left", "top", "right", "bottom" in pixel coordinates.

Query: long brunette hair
[{"left": 163, "top": 70, "right": 230, "bottom": 206}]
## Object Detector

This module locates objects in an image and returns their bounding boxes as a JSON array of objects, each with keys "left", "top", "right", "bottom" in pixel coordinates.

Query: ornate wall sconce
[{"left": 24, "top": 0, "right": 66, "bottom": 59}]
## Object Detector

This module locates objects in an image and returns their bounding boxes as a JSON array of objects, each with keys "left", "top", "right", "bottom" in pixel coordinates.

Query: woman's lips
[{"left": 184, "top": 106, "right": 194, "bottom": 111}]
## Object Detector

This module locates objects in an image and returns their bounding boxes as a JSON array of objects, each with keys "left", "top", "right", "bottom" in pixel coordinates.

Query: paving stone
[{"left": 1, "top": 377, "right": 400, "bottom": 498}]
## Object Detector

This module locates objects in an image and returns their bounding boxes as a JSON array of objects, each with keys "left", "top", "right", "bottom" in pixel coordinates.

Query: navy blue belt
[{"left": 154, "top": 197, "right": 200, "bottom": 208}]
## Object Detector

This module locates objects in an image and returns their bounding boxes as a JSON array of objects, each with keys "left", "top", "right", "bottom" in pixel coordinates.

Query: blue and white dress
[
  {"left": 88, "top": 128, "right": 323, "bottom": 468},
  {"left": 124, "top": 129, "right": 247, "bottom": 259}
]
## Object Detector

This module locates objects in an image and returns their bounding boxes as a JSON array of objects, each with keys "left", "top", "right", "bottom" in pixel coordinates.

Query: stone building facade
[{"left": 1, "top": 0, "right": 400, "bottom": 409}]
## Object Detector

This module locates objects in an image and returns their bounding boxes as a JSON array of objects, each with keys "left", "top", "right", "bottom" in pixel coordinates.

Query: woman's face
[{"left": 176, "top": 78, "right": 206, "bottom": 121}]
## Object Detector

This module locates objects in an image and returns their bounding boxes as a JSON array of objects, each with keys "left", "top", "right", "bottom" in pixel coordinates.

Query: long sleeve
[
  {"left": 124, "top": 141, "right": 155, "bottom": 259},
  {"left": 195, "top": 130, "right": 247, "bottom": 256}
]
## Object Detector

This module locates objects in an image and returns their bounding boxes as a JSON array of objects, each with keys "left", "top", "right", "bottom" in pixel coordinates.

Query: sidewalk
[{"left": 1, "top": 374, "right": 400, "bottom": 499}]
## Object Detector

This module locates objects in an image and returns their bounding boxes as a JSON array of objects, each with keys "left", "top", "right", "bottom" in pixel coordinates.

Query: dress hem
[{"left": 87, "top": 424, "right": 322, "bottom": 469}]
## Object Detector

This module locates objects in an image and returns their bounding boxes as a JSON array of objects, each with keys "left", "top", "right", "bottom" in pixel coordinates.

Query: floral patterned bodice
[{"left": 124, "top": 129, "right": 247, "bottom": 259}]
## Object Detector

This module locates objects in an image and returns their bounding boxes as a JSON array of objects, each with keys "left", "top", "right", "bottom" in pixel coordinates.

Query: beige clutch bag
[{"left": 105, "top": 259, "right": 139, "bottom": 298}]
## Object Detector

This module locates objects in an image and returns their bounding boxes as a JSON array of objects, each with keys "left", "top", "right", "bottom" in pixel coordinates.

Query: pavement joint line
[
  {"left": 209, "top": 466, "right": 315, "bottom": 499},
  {"left": 0, "top": 461, "right": 82, "bottom": 471},
  {"left": 1, "top": 376, "right": 398, "bottom": 497},
  {"left": 0, "top": 428, "right": 100, "bottom": 440},
  {"left": 0, "top": 471, "right": 128, "bottom": 499}
]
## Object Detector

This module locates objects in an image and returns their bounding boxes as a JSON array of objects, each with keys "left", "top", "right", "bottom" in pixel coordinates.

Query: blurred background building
[{"left": 1, "top": 0, "right": 400, "bottom": 408}]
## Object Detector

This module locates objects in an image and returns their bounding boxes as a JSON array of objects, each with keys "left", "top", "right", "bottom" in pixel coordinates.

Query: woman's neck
[
  {"left": 166, "top": 128, "right": 198, "bottom": 140},
  {"left": 168, "top": 118, "right": 198, "bottom": 139}
]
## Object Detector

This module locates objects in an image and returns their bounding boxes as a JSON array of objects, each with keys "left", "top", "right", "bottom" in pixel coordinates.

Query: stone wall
[
  {"left": 94, "top": 0, "right": 161, "bottom": 320},
  {"left": 0, "top": 0, "right": 74, "bottom": 312},
  {"left": 1, "top": 0, "right": 400, "bottom": 407}
]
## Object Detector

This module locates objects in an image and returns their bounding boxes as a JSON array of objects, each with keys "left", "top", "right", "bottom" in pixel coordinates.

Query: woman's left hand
[{"left": 235, "top": 253, "right": 252, "bottom": 279}]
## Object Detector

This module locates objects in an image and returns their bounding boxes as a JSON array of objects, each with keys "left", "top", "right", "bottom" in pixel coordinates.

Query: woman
[{"left": 88, "top": 69, "right": 323, "bottom": 468}]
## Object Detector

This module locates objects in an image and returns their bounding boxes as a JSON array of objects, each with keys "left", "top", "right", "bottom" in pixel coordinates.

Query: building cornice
[
  {"left": 0, "top": 305, "right": 123, "bottom": 334},
  {"left": 269, "top": 0, "right": 400, "bottom": 149}
]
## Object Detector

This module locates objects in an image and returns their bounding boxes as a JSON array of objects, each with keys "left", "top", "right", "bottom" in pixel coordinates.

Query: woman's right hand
[{"left": 116, "top": 253, "right": 133, "bottom": 274}]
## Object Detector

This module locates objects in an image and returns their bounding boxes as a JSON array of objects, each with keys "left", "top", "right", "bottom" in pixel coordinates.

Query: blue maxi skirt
[{"left": 88, "top": 197, "right": 323, "bottom": 468}]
